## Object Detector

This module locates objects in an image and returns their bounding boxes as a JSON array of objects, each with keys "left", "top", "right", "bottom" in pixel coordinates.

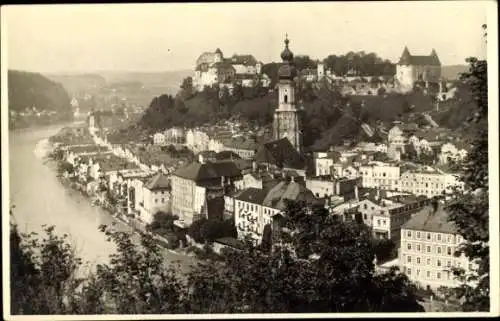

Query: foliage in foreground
[
  {"left": 446, "top": 55, "right": 489, "bottom": 312},
  {"left": 10, "top": 200, "right": 424, "bottom": 314}
]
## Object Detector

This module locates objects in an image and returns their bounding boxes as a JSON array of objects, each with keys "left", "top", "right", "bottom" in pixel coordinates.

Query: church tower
[{"left": 273, "top": 35, "right": 303, "bottom": 154}]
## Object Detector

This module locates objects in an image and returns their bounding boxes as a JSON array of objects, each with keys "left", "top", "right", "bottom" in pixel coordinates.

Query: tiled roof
[
  {"left": 235, "top": 187, "right": 269, "bottom": 204},
  {"left": 227, "top": 54, "right": 258, "bottom": 66},
  {"left": 254, "top": 138, "right": 306, "bottom": 170},
  {"left": 263, "top": 181, "right": 317, "bottom": 210},
  {"left": 236, "top": 181, "right": 317, "bottom": 211},
  {"left": 402, "top": 203, "right": 458, "bottom": 234},
  {"left": 398, "top": 47, "right": 441, "bottom": 66},
  {"left": 144, "top": 172, "right": 171, "bottom": 190},
  {"left": 215, "top": 151, "right": 241, "bottom": 160},
  {"left": 172, "top": 161, "right": 242, "bottom": 182}
]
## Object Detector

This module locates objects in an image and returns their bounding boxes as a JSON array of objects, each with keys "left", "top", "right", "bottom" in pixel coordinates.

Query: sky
[{"left": 2, "top": 1, "right": 491, "bottom": 73}]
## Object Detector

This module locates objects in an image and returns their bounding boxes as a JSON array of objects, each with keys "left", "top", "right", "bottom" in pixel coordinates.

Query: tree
[
  {"left": 179, "top": 76, "right": 195, "bottom": 100},
  {"left": 10, "top": 221, "right": 84, "bottom": 314},
  {"left": 146, "top": 211, "right": 179, "bottom": 236},
  {"left": 446, "top": 49, "right": 489, "bottom": 311}
]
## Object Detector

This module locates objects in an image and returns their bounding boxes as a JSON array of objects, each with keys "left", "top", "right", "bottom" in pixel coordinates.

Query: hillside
[
  {"left": 44, "top": 73, "right": 108, "bottom": 96},
  {"left": 8, "top": 70, "right": 72, "bottom": 114}
]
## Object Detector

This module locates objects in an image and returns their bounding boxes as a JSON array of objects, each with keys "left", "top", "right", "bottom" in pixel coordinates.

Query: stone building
[{"left": 395, "top": 46, "right": 441, "bottom": 90}]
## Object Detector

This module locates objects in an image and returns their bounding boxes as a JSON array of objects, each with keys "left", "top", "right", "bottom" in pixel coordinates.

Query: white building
[
  {"left": 359, "top": 162, "right": 401, "bottom": 190},
  {"left": 137, "top": 172, "right": 172, "bottom": 224},
  {"left": 153, "top": 132, "right": 166, "bottom": 146},
  {"left": 399, "top": 167, "right": 462, "bottom": 198},
  {"left": 400, "top": 203, "right": 472, "bottom": 291},
  {"left": 233, "top": 181, "right": 318, "bottom": 245}
]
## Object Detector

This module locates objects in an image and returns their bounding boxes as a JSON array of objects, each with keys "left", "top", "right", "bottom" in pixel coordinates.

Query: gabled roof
[
  {"left": 236, "top": 181, "right": 317, "bottom": 211},
  {"left": 215, "top": 150, "right": 242, "bottom": 161},
  {"left": 254, "top": 138, "right": 305, "bottom": 170},
  {"left": 227, "top": 54, "right": 258, "bottom": 66},
  {"left": 144, "top": 172, "right": 171, "bottom": 190},
  {"left": 398, "top": 47, "right": 441, "bottom": 66},
  {"left": 402, "top": 203, "right": 458, "bottom": 234},
  {"left": 172, "top": 161, "right": 242, "bottom": 182},
  {"left": 235, "top": 187, "right": 269, "bottom": 205}
]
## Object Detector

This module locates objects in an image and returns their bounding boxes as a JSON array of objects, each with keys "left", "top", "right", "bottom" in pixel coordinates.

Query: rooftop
[
  {"left": 144, "top": 172, "right": 171, "bottom": 190},
  {"left": 172, "top": 161, "right": 242, "bottom": 182},
  {"left": 402, "top": 203, "right": 458, "bottom": 234}
]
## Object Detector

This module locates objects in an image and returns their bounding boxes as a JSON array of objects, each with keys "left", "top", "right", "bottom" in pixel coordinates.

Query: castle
[
  {"left": 395, "top": 46, "right": 442, "bottom": 90},
  {"left": 193, "top": 48, "right": 271, "bottom": 91}
]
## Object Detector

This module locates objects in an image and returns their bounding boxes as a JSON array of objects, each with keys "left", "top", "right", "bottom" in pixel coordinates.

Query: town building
[
  {"left": 153, "top": 132, "right": 166, "bottom": 146},
  {"left": 233, "top": 179, "right": 318, "bottom": 245},
  {"left": 306, "top": 175, "right": 360, "bottom": 199},
  {"left": 395, "top": 46, "right": 442, "bottom": 90},
  {"left": 272, "top": 36, "right": 303, "bottom": 154},
  {"left": 399, "top": 167, "right": 462, "bottom": 198},
  {"left": 400, "top": 202, "right": 472, "bottom": 291},
  {"left": 136, "top": 172, "right": 172, "bottom": 224},
  {"left": 359, "top": 162, "right": 401, "bottom": 190},
  {"left": 170, "top": 161, "right": 243, "bottom": 225}
]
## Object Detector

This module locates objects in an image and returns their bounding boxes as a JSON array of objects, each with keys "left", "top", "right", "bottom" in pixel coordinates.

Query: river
[{"left": 8, "top": 123, "right": 197, "bottom": 274}]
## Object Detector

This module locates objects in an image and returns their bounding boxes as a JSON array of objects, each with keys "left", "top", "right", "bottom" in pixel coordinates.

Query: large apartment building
[{"left": 400, "top": 202, "right": 472, "bottom": 291}]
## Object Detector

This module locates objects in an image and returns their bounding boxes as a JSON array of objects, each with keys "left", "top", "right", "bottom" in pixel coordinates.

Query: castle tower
[
  {"left": 273, "top": 35, "right": 303, "bottom": 154},
  {"left": 317, "top": 60, "right": 325, "bottom": 79}
]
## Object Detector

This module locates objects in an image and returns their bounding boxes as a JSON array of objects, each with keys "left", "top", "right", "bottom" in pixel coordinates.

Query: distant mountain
[
  {"left": 441, "top": 65, "right": 469, "bottom": 80},
  {"left": 8, "top": 70, "right": 72, "bottom": 114},
  {"left": 98, "top": 70, "right": 194, "bottom": 96},
  {"left": 44, "top": 73, "right": 108, "bottom": 96}
]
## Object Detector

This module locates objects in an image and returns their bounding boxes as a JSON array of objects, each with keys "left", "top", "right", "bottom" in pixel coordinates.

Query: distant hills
[
  {"left": 441, "top": 65, "right": 469, "bottom": 80},
  {"left": 8, "top": 70, "right": 72, "bottom": 114},
  {"left": 44, "top": 70, "right": 193, "bottom": 97}
]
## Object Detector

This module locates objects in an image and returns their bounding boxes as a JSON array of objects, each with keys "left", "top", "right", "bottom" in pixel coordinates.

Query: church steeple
[
  {"left": 398, "top": 46, "right": 412, "bottom": 65},
  {"left": 273, "top": 34, "right": 302, "bottom": 154},
  {"left": 278, "top": 34, "right": 297, "bottom": 81}
]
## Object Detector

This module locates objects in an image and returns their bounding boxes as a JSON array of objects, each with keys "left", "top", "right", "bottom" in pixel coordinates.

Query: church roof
[
  {"left": 172, "top": 161, "right": 242, "bottom": 182},
  {"left": 398, "top": 47, "right": 441, "bottom": 66},
  {"left": 254, "top": 138, "right": 306, "bottom": 170}
]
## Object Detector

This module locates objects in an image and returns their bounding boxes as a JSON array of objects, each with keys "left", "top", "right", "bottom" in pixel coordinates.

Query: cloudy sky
[{"left": 2, "top": 1, "right": 491, "bottom": 73}]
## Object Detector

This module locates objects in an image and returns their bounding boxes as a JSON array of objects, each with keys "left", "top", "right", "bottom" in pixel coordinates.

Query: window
[
  {"left": 427, "top": 271, "right": 431, "bottom": 278},
  {"left": 284, "top": 95, "right": 288, "bottom": 103},
  {"left": 407, "top": 255, "right": 411, "bottom": 263},
  {"left": 407, "top": 243, "right": 412, "bottom": 250},
  {"left": 427, "top": 258, "right": 431, "bottom": 265},
  {"left": 154, "top": 199, "right": 158, "bottom": 204},
  {"left": 427, "top": 233, "right": 431, "bottom": 240},
  {"left": 426, "top": 246, "right": 431, "bottom": 253},
  {"left": 437, "top": 260, "right": 442, "bottom": 267},
  {"left": 364, "top": 204, "right": 367, "bottom": 209},
  {"left": 407, "top": 231, "right": 412, "bottom": 238},
  {"left": 437, "top": 272, "right": 441, "bottom": 279},
  {"left": 417, "top": 257, "right": 421, "bottom": 264},
  {"left": 437, "top": 247, "right": 442, "bottom": 254},
  {"left": 447, "top": 261, "right": 451, "bottom": 267},
  {"left": 417, "top": 244, "right": 421, "bottom": 251},
  {"left": 161, "top": 198, "right": 164, "bottom": 203},
  {"left": 417, "top": 231, "right": 421, "bottom": 238},
  {"left": 377, "top": 219, "right": 380, "bottom": 225},
  {"left": 407, "top": 268, "right": 411, "bottom": 275},
  {"left": 437, "top": 234, "right": 441, "bottom": 241}
]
